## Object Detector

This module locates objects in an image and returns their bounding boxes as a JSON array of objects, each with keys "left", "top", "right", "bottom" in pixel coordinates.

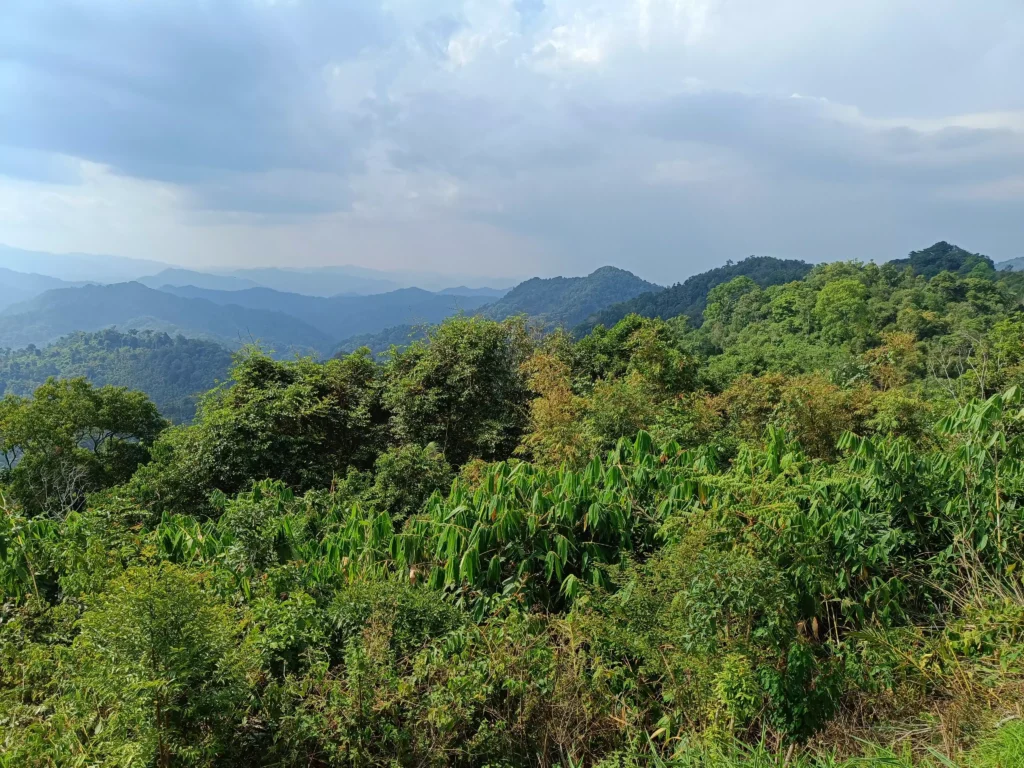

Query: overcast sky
[{"left": 0, "top": 0, "right": 1021, "bottom": 283}]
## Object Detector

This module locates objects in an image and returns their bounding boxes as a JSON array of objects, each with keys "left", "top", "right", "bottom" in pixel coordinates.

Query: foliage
[
  {"left": 486, "top": 266, "right": 660, "bottom": 330},
  {"left": 581, "top": 255, "right": 813, "bottom": 332},
  {"left": 363, "top": 442, "right": 453, "bottom": 524},
  {"left": 0, "top": 377, "right": 166, "bottom": 516},
  {"left": 888, "top": 241, "right": 996, "bottom": 280},
  {"left": 382, "top": 315, "right": 534, "bottom": 465},
  {"left": 71, "top": 564, "right": 252, "bottom": 767},
  {"left": 0, "top": 329, "right": 231, "bottom": 422},
  {"left": 6, "top": 243, "right": 1024, "bottom": 767},
  {"left": 126, "top": 349, "right": 383, "bottom": 516}
]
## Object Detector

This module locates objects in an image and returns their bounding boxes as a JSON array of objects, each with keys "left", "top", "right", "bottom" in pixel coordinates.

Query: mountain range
[
  {"left": 0, "top": 282, "right": 336, "bottom": 355},
  {"left": 0, "top": 267, "right": 82, "bottom": 312},
  {"left": 0, "top": 244, "right": 165, "bottom": 283},
  {"left": 0, "top": 244, "right": 519, "bottom": 296},
  {"left": 160, "top": 285, "right": 494, "bottom": 341},
  {"left": 2, "top": 241, "right": 1010, "bottom": 421}
]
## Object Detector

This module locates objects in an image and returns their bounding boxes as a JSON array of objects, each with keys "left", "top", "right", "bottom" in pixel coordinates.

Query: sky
[{"left": 0, "top": 0, "right": 1021, "bottom": 284}]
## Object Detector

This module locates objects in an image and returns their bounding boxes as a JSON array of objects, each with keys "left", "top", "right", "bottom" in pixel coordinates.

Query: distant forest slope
[
  {"left": 334, "top": 323, "right": 428, "bottom": 357},
  {"left": 580, "top": 255, "right": 813, "bottom": 332},
  {"left": 0, "top": 282, "right": 334, "bottom": 356},
  {"left": 161, "top": 285, "right": 493, "bottom": 341},
  {"left": 886, "top": 241, "right": 994, "bottom": 279},
  {"left": 484, "top": 266, "right": 659, "bottom": 329},
  {"left": 0, "top": 329, "right": 231, "bottom": 422}
]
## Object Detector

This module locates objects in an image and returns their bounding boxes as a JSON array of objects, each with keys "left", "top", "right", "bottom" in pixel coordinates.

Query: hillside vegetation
[
  {"left": 485, "top": 266, "right": 660, "bottom": 328},
  {"left": 581, "top": 255, "right": 814, "bottom": 331},
  {"left": 4, "top": 243, "right": 1024, "bottom": 767},
  {"left": 0, "top": 329, "right": 231, "bottom": 422},
  {"left": 886, "top": 241, "right": 995, "bottom": 279}
]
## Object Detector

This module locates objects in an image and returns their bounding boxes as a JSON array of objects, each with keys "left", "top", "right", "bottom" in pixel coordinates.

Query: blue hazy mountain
[
  {"left": 138, "top": 269, "right": 263, "bottom": 292},
  {"left": 0, "top": 282, "right": 334, "bottom": 355},
  {"left": 0, "top": 244, "right": 169, "bottom": 283},
  {"left": 160, "top": 284, "right": 494, "bottom": 340},
  {"left": 0, "top": 267, "right": 81, "bottom": 312}
]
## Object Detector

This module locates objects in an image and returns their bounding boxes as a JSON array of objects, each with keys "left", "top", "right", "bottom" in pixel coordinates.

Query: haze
[{"left": 1, "top": 0, "right": 1021, "bottom": 284}]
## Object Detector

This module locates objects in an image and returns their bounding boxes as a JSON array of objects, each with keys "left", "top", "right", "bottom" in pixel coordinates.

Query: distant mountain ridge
[
  {"left": 332, "top": 266, "right": 661, "bottom": 356},
  {"left": 0, "top": 245, "right": 521, "bottom": 296},
  {"left": 580, "top": 256, "right": 813, "bottom": 332},
  {"left": 139, "top": 269, "right": 263, "bottom": 292},
  {"left": 221, "top": 267, "right": 402, "bottom": 297},
  {"left": 0, "top": 244, "right": 168, "bottom": 282},
  {"left": 0, "top": 268, "right": 82, "bottom": 312},
  {"left": 159, "top": 285, "right": 493, "bottom": 341},
  {"left": 0, "top": 282, "right": 334, "bottom": 355},
  {"left": 484, "top": 266, "right": 660, "bottom": 329},
  {"left": 437, "top": 286, "right": 508, "bottom": 297}
]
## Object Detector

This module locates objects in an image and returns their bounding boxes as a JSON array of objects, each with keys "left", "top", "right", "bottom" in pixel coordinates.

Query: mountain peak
[{"left": 484, "top": 267, "right": 659, "bottom": 329}]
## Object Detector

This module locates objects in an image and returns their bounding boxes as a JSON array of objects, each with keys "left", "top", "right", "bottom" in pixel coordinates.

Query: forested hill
[
  {"left": 161, "top": 285, "right": 493, "bottom": 341},
  {"left": 580, "top": 255, "right": 814, "bottom": 332},
  {"left": 885, "top": 240, "right": 994, "bottom": 278},
  {"left": 484, "top": 266, "right": 659, "bottom": 328},
  {"left": 0, "top": 329, "right": 231, "bottom": 422},
  {"left": 0, "top": 282, "right": 334, "bottom": 355}
]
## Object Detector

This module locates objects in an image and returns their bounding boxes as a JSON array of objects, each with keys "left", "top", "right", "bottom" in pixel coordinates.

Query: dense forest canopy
[
  {"left": 4, "top": 244, "right": 1024, "bottom": 767},
  {"left": 0, "top": 329, "right": 231, "bottom": 422}
]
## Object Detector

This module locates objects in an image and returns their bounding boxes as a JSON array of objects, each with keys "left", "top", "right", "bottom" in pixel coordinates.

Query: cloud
[
  {"left": 0, "top": 0, "right": 1021, "bottom": 275},
  {"left": 0, "top": 0, "right": 389, "bottom": 187}
]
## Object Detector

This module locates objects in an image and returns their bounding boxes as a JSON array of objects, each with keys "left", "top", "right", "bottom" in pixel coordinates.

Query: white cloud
[{"left": 0, "top": 0, "right": 1021, "bottom": 278}]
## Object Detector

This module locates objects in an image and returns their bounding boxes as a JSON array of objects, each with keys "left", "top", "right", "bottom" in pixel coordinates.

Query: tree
[
  {"left": 703, "top": 276, "right": 758, "bottom": 330},
  {"left": 126, "top": 348, "right": 384, "bottom": 516},
  {"left": 73, "top": 564, "right": 251, "bottom": 767},
  {"left": 364, "top": 442, "right": 453, "bottom": 524},
  {"left": 381, "top": 316, "right": 533, "bottom": 465},
  {"left": 518, "top": 351, "right": 595, "bottom": 467},
  {"left": 813, "top": 278, "right": 869, "bottom": 344},
  {"left": 0, "top": 378, "right": 166, "bottom": 517}
]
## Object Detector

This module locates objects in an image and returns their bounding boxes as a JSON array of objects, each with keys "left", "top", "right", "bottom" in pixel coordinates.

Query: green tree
[
  {"left": 73, "top": 564, "right": 251, "bottom": 767},
  {"left": 813, "top": 278, "right": 869, "bottom": 343},
  {"left": 703, "top": 275, "right": 758, "bottom": 330},
  {"left": 381, "top": 316, "right": 533, "bottom": 465},
  {"left": 364, "top": 442, "right": 453, "bottom": 524},
  {"left": 127, "top": 349, "right": 383, "bottom": 516},
  {"left": 0, "top": 378, "right": 166, "bottom": 517}
]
